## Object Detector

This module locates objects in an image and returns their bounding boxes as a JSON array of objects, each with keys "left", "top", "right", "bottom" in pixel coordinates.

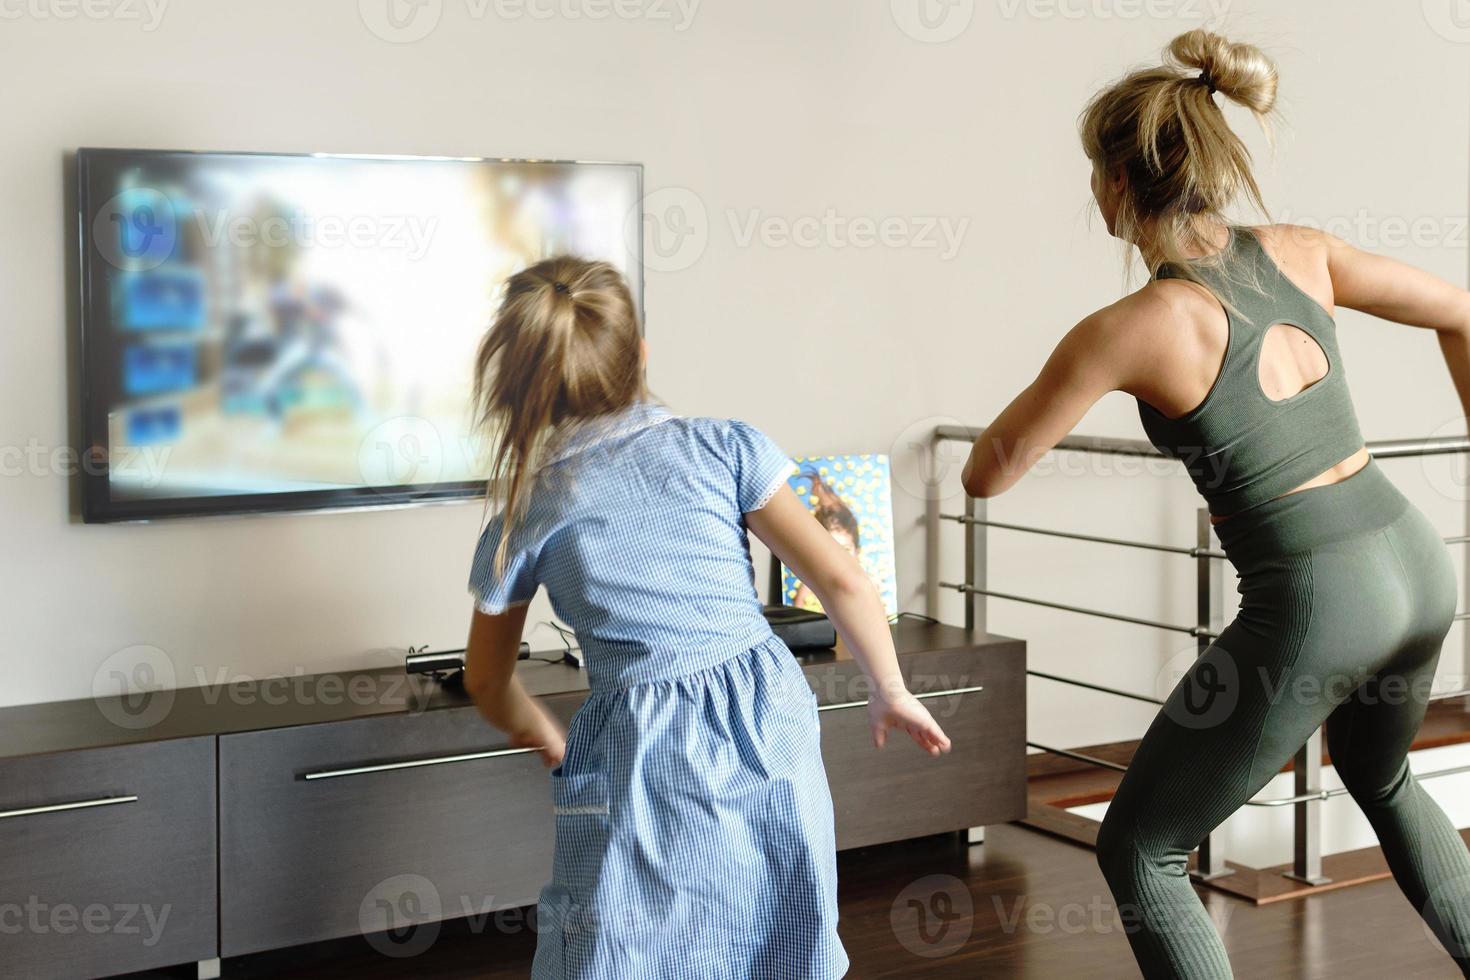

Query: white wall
[{"left": 1, "top": 2, "right": 1466, "bottom": 736}]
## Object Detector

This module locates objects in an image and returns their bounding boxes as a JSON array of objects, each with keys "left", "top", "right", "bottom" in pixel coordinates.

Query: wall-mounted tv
[{"left": 77, "top": 148, "right": 644, "bottom": 523}]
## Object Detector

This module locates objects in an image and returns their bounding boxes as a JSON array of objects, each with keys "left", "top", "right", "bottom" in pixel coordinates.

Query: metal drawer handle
[
  {"left": 817, "top": 684, "right": 985, "bottom": 713},
  {"left": 304, "top": 745, "right": 544, "bottom": 782},
  {"left": 0, "top": 795, "right": 139, "bottom": 821},
  {"left": 304, "top": 686, "right": 986, "bottom": 780}
]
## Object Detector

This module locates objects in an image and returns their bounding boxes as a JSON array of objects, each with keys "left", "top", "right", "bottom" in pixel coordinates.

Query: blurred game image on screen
[{"left": 85, "top": 152, "right": 641, "bottom": 506}]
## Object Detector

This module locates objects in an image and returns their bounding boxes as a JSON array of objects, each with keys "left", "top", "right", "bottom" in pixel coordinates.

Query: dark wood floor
[{"left": 131, "top": 823, "right": 1465, "bottom": 979}]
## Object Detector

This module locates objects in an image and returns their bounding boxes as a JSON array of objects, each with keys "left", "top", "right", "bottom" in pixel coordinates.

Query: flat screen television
[{"left": 76, "top": 148, "right": 644, "bottom": 523}]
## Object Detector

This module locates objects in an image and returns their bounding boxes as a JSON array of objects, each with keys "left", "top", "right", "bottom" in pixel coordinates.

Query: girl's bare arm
[{"left": 746, "top": 487, "right": 951, "bottom": 754}]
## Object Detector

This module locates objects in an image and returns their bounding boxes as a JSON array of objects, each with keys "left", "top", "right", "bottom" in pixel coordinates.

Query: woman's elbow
[{"left": 961, "top": 460, "right": 1005, "bottom": 499}]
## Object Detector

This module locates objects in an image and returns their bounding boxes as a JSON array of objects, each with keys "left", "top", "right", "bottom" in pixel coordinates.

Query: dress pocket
[
  {"left": 551, "top": 769, "right": 610, "bottom": 818},
  {"left": 543, "top": 768, "right": 613, "bottom": 946}
]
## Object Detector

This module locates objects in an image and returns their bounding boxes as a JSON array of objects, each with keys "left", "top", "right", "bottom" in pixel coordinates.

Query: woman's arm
[
  {"left": 1322, "top": 232, "right": 1470, "bottom": 418},
  {"left": 463, "top": 605, "right": 567, "bottom": 767},
  {"left": 746, "top": 487, "right": 951, "bottom": 755},
  {"left": 961, "top": 307, "right": 1135, "bottom": 498}
]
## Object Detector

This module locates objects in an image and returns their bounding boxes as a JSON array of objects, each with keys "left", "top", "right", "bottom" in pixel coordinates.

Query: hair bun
[{"left": 1167, "top": 29, "right": 1277, "bottom": 115}]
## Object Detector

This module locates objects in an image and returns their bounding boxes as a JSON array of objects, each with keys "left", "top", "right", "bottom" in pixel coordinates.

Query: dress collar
[{"left": 540, "top": 401, "right": 675, "bottom": 468}]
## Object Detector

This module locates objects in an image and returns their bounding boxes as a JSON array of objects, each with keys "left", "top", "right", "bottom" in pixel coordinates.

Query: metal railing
[{"left": 926, "top": 426, "right": 1470, "bottom": 885}]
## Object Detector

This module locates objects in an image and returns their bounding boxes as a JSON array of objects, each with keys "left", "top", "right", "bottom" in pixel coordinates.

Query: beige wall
[{"left": 1, "top": 2, "right": 1466, "bottom": 742}]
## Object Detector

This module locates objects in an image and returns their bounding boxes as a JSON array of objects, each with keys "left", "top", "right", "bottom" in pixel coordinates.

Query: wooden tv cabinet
[{"left": 0, "top": 621, "right": 1024, "bottom": 978}]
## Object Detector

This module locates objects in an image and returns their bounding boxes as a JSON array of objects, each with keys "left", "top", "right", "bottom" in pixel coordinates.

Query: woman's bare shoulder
[
  {"left": 1082, "top": 279, "right": 1215, "bottom": 348},
  {"left": 1244, "top": 223, "right": 1337, "bottom": 311},
  {"left": 1073, "top": 280, "right": 1228, "bottom": 411}
]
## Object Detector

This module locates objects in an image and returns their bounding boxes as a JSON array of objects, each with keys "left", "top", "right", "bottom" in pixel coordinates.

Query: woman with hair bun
[{"left": 963, "top": 30, "right": 1470, "bottom": 977}]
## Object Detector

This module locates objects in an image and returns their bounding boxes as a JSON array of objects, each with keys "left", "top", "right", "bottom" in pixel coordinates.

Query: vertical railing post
[
  {"left": 1192, "top": 507, "right": 1232, "bottom": 881},
  {"left": 925, "top": 432, "right": 942, "bottom": 621},
  {"left": 964, "top": 495, "right": 987, "bottom": 634},
  {"left": 1285, "top": 731, "right": 1331, "bottom": 885},
  {"left": 1463, "top": 484, "right": 1470, "bottom": 706}
]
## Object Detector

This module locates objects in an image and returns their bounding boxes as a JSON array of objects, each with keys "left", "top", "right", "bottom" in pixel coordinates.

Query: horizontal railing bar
[
  {"left": 1245, "top": 761, "right": 1470, "bottom": 807},
  {"left": 1027, "top": 750, "right": 1470, "bottom": 807},
  {"left": 1029, "top": 669, "right": 1165, "bottom": 706},
  {"left": 934, "top": 428, "right": 1470, "bottom": 461},
  {"left": 941, "top": 582, "right": 1218, "bottom": 639},
  {"left": 1363, "top": 435, "right": 1470, "bottom": 459},
  {"left": 1446, "top": 536, "right": 1470, "bottom": 546},
  {"left": 1028, "top": 746, "right": 1470, "bottom": 808},
  {"left": 1028, "top": 741, "right": 1130, "bottom": 774},
  {"left": 941, "top": 514, "right": 1226, "bottom": 559}
]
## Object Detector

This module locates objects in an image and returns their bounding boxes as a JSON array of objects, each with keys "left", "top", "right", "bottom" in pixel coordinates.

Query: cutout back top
[{"left": 1138, "top": 227, "right": 1367, "bottom": 517}]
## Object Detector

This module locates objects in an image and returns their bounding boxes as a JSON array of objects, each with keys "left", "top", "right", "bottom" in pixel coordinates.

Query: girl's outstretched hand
[{"left": 868, "top": 689, "right": 953, "bottom": 756}]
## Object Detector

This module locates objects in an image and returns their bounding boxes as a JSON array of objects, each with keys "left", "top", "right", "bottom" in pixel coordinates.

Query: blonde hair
[
  {"left": 472, "top": 255, "right": 645, "bottom": 567},
  {"left": 1080, "top": 29, "right": 1278, "bottom": 281}
]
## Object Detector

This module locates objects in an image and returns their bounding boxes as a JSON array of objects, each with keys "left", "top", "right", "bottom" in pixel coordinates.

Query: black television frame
[{"left": 76, "top": 147, "right": 645, "bottom": 524}]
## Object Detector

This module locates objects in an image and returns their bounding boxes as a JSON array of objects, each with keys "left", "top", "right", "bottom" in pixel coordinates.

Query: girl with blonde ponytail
[
  {"left": 461, "top": 256, "right": 950, "bottom": 978},
  {"left": 964, "top": 29, "right": 1470, "bottom": 978}
]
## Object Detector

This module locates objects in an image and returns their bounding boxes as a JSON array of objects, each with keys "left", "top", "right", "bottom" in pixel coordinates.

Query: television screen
[{"left": 76, "top": 148, "right": 643, "bottom": 522}]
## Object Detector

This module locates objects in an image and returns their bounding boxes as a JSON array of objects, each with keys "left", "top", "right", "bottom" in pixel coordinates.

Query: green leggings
[{"left": 1096, "top": 461, "right": 1470, "bottom": 978}]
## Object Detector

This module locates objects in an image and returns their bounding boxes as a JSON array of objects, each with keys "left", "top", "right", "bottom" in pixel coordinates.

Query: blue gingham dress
[{"left": 468, "top": 401, "right": 848, "bottom": 980}]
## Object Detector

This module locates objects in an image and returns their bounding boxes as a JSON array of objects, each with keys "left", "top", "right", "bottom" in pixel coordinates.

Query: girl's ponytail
[{"left": 473, "top": 256, "right": 644, "bottom": 572}]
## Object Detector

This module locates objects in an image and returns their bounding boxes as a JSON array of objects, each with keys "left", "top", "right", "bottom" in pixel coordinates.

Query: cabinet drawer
[
  {"left": 219, "top": 693, "right": 585, "bottom": 957},
  {"left": 0, "top": 737, "right": 218, "bottom": 979},
  {"left": 811, "top": 646, "right": 1025, "bottom": 850}
]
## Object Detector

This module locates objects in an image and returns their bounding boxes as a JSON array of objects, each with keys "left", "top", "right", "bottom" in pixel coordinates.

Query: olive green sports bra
[{"left": 1137, "top": 227, "right": 1366, "bottom": 517}]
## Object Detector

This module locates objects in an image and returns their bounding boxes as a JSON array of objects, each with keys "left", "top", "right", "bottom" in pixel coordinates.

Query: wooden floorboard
[{"left": 124, "top": 823, "right": 1468, "bottom": 979}]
